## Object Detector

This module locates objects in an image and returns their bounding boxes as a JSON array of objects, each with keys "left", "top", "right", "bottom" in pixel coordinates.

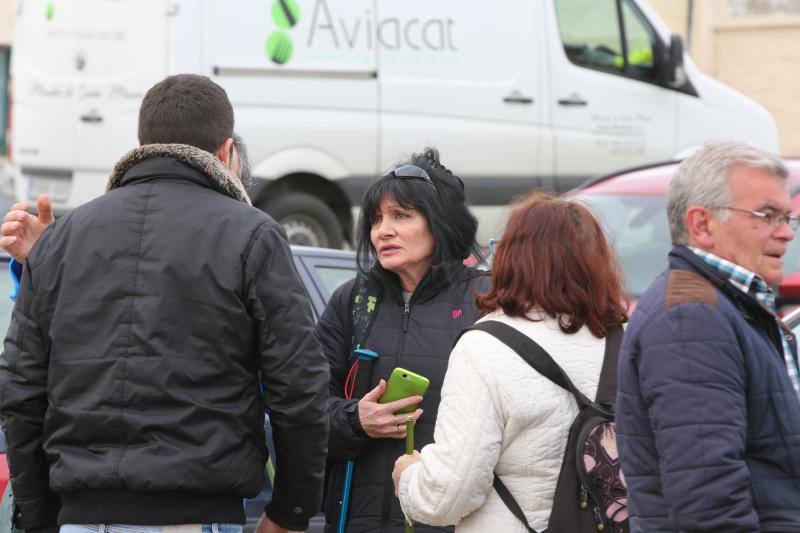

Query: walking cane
[
  {"left": 338, "top": 348, "right": 379, "bottom": 533},
  {"left": 404, "top": 420, "right": 415, "bottom": 533}
]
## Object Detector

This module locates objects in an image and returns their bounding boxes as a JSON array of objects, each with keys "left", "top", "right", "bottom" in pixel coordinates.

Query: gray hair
[
  {"left": 666, "top": 140, "right": 788, "bottom": 245},
  {"left": 232, "top": 132, "right": 252, "bottom": 189}
]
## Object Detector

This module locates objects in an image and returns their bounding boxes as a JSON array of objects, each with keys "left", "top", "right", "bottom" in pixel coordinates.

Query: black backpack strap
[
  {"left": 348, "top": 273, "right": 382, "bottom": 398},
  {"left": 595, "top": 325, "right": 624, "bottom": 404},
  {"left": 493, "top": 475, "right": 539, "bottom": 533},
  {"left": 460, "top": 320, "right": 592, "bottom": 408}
]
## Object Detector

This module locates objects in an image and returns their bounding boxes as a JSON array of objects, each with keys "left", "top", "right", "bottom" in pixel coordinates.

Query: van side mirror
[{"left": 657, "top": 34, "right": 687, "bottom": 88}]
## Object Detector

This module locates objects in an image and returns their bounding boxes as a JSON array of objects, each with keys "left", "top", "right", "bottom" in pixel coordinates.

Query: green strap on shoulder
[{"left": 349, "top": 273, "right": 381, "bottom": 398}]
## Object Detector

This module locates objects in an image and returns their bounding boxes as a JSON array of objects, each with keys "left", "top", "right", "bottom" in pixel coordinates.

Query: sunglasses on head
[{"left": 383, "top": 165, "right": 437, "bottom": 191}]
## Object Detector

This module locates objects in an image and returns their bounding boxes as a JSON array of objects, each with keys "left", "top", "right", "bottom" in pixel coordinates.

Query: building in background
[
  {"left": 729, "top": 0, "right": 800, "bottom": 15},
  {"left": 651, "top": 0, "right": 800, "bottom": 155}
]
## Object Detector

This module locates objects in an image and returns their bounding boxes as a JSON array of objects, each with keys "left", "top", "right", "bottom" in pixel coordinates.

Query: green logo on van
[
  {"left": 273, "top": 0, "right": 300, "bottom": 29},
  {"left": 266, "top": 0, "right": 300, "bottom": 65},
  {"left": 45, "top": 1, "right": 55, "bottom": 20},
  {"left": 266, "top": 32, "right": 294, "bottom": 65}
]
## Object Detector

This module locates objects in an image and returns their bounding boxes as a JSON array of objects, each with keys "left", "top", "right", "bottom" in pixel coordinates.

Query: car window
[
  {"left": 555, "top": 0, "right": 624, "bottom": 74},
  {"left": 621, "top": 0, "right": 657, "bottom": 80},
  {"left": 313, "top": 266, "right": 356, "bottom": 297},
  {"left": 556, "top": 0, "right": 658, "bottom": 82},
  {"left": 576, "top": 194, "right": 671, "bottom": 297}
]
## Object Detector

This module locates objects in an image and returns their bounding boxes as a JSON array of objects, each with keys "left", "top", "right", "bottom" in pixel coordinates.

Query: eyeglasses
[
  {"left": 714, "top": 206, "right": 800, "bottom": 230},
  {"left": 383, "top": 165, "right": 437, "bottom": 191}
]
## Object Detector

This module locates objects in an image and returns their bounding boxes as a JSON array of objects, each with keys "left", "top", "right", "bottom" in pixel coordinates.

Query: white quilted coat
[{"left": 397, "top": 310, "right": 605, "bottom": 532}]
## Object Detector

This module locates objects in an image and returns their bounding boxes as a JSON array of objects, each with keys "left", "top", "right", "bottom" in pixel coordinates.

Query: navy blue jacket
[{"left": 617, "top": 246, "right": 800, "bottom": 532}]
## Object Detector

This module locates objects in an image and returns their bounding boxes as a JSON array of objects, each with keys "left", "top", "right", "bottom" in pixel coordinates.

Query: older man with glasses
[{"left": 616, "top": 140, "right": 800, "bottom": 532}]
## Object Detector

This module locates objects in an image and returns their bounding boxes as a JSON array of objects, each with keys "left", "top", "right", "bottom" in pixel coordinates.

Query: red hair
[{"left": 476, "top": 191, "right": 627, "bottom": 338}]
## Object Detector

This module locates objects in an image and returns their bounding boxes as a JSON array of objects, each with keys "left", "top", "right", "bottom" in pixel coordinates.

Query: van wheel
[{"left": 261, "top": 193, "right": 344, "bottom": 249}]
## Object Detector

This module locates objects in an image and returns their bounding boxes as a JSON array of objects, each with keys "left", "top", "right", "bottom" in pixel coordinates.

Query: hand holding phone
[
  {"left": 379, "top": 368, "right": 430, "bottom": 414},
  {"left": 357, "top": 368, "right": 428, "bottom": 439}
]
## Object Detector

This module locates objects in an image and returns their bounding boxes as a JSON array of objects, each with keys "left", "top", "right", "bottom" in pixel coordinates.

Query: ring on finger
[
  {"left": 394, "top": 415, "right": 400, "bottom": 426},
  {"left": 396, "top": 423, "right": 402, "bottom": 433}
]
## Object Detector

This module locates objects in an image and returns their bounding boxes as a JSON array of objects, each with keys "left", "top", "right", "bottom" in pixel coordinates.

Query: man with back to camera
[
  {"left": 0, "top": 74, "right": 329, "bottom": 533},
  {"left": 616, "top": 140, "right": 800, "bottom": 531}
]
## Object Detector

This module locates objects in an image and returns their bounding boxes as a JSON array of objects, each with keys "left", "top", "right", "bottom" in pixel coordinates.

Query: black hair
[
  {"left": 356, "top": 147, "right": 484, "bottom": 274},
  {"left": 138, "top": 74, "right": 234, "bottom": 154}
]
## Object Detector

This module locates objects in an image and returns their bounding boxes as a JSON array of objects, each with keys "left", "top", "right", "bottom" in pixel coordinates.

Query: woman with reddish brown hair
[{"left": 391, "top": 191, "right": 627, "bottom": 532}]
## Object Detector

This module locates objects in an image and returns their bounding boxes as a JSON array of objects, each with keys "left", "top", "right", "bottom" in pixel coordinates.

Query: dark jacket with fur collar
[{"left": 0, "top": 144, "right": 329, "bottom": 530}]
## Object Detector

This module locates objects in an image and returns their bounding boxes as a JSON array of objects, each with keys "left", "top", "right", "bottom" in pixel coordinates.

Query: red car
[{"left": 568, "top": 159, "right": 800, "bottom": 308}]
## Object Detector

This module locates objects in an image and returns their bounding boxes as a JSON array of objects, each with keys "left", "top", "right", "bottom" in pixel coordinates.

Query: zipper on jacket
[
  {"left": 380, "top": 266, "right": 445, "bottom": 527},
  {"left": 395, "top": 298, "right": 415, "bottom": 374},
  {"left": 383, "top": 298, "right": 414, "bottom": 526}
]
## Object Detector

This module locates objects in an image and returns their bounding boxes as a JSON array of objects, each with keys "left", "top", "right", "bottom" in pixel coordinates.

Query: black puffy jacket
[
  {"left": 0, "top": 144, "right": 329, "bottom": 531},
  {"left": 316, "top": 262, "right": 489, "bottom": 533}
]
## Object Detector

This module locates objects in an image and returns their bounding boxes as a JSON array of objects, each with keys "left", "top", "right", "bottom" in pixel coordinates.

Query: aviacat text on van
[{"left": 8, "top": 0, "right": 778, "bottom": 248}]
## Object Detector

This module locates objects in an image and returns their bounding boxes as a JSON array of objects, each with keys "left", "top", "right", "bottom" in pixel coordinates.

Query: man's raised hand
[{"left": 0, "top": 194, "right": 54, "bottom": 262}]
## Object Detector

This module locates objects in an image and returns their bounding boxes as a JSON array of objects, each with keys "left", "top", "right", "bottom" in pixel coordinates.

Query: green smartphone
[{"left": 379, "top": 367, "right": 430, "bottom": 414}]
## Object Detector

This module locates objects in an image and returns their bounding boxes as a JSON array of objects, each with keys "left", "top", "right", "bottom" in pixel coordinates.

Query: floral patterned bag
[{"left": 572, "top": 416, "right": 629, "bottom": 531}]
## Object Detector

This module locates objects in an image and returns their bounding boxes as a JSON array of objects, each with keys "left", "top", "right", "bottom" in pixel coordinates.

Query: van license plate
[{"left": 28, "top": 177, "right": 71, "bottom": 204}]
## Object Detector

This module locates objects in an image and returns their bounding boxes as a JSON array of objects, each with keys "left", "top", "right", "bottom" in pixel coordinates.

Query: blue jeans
[{"left": 60, "top": 525, "right": 243, "bottom": 533}]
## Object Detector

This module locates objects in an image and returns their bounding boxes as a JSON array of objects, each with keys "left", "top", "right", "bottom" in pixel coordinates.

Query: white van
[{"left": 9, "top": 0, "right": 779, "bottom": 248}]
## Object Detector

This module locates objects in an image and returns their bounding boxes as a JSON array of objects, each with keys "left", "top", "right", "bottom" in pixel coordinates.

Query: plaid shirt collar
[
  {"left": 688, "top": 247, "right": 776, "bottom": 313},
  {"left": 687, "top": 248, "right": 800, "bottom": 400}
]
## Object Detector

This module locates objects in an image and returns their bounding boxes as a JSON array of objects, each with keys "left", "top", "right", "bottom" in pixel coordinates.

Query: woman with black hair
[{"left": 316, "top": 148, "right": 488, "bottom": 532}]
